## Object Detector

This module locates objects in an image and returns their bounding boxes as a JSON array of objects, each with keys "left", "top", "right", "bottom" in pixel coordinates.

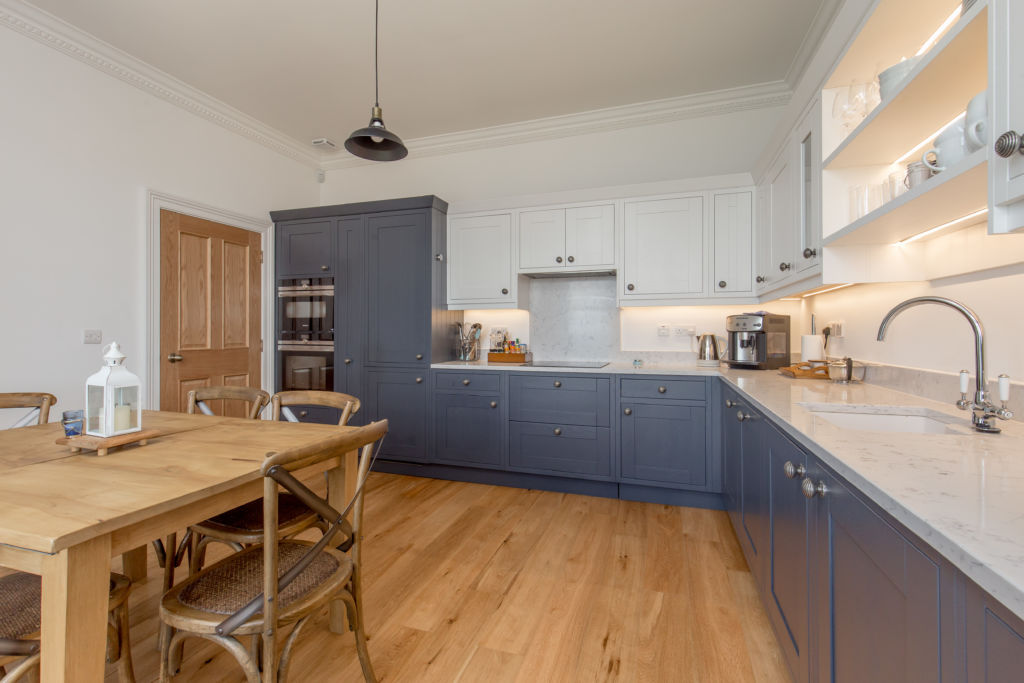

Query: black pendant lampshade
[{"left": 345, "top": 0, "right": 407, "bottom": 162}]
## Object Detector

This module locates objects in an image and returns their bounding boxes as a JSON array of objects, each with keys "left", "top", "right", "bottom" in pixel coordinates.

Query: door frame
[{"left": 145, "top": 190, "right": 275, "bottom": 410}]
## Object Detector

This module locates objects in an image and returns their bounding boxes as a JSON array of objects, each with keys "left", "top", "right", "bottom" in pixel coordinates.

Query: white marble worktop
[{"left": 434, "top": 359, "right": 1024, "bottom": 619}]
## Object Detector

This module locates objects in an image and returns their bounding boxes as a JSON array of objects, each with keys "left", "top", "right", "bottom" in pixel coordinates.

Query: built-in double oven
[{"left": 277, "top": 277, "right": 335, "bottom": 392}]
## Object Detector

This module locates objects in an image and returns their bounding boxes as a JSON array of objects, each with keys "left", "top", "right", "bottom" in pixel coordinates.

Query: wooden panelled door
[{"left": 160, "top": 209, "right": 262, "bottom": 416}]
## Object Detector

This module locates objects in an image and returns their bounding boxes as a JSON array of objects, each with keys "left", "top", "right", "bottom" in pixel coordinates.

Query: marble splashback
[{"left": 528, "top": 276, "right": 621, "bottom": 361}]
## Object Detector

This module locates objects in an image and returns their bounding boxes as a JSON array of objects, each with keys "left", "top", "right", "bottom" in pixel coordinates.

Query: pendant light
[{"left": 345, "top": 0, "right": 408, "bottom": 161}]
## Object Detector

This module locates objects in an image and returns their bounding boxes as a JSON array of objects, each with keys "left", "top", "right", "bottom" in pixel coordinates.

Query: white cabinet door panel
[
  {"left": 565, "top": 205, "right": 615, "bottom": 269},
  {"left": 623, "top": 197, "right": 705, "bottom": 297},
  {"left": 990, "top": 0, "right": 1024, "bottom": 232},
  {"left": 713, "top": 192, "right": 753, "bottom": 294},
  {"left": 755, "top": 184, "right": 773, "bottom": 294},
  {"left": 448, "top": 214, "right": 512, "bottom": 302},
  {"left": 768, "top": 150, "right": 796, "bottom": 280},
  {"left": 519, "top": 209, "right": 565, "bottom": 270}
]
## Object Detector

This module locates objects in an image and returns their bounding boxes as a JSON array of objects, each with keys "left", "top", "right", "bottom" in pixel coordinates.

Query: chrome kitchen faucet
[{"left": 877, "top": 296, "right": 1013, "bottom": 433}]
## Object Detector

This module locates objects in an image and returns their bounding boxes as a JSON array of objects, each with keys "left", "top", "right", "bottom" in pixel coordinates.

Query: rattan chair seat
[
  {"left": 166, "top": 540, "right": 351, "bottom": 636},
  {"left": 0, "top": 572, "right": 131, "bottom": 640},
  {"left": 193, "top": 493, "right": 317, "bottom": 536}
]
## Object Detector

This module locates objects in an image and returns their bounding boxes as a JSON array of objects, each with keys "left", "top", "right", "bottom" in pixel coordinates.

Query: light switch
[{"left": 82, "top": 329, "right": 102, "bottom": 344}]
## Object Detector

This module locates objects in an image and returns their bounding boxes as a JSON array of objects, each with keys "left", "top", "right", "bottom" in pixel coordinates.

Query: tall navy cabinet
[{"left": 271, "top": 196, "right": 459, "bottom": 456}]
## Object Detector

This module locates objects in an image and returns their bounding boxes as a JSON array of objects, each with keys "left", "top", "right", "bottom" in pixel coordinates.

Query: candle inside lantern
[{"left": 114, "top": 405, "right": 131, "bottom": 432}]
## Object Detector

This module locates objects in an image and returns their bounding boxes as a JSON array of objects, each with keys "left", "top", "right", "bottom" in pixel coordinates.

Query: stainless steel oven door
[
  {"left": 278, "top": 278, "right": 334, "bottom": 342},
  {"left": 278, "top": 343, "right": 334, "bottom": 392}
]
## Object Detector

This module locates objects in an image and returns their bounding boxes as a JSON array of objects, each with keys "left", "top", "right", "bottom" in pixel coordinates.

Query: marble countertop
[{"left": 433, "top": 359, "right": 1024, "bottom": 619}]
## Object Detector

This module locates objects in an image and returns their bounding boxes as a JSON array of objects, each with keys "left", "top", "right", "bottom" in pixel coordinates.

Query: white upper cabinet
[
  {"left": 564, "top": 205, "right": 615, "bottom": 269},
  {"left": 518, "top": 209, "right": 566, "bottom": 270},
  {"left": 990, "top": 0, "right": 1024, "bottom": 233},
  {"left": 622, "top": 196, "right": 705, "bottom": 298},
  {"left": 447, "top": 213, "right": 514, "bottom": 305},
  {"left": 794, "top": 100, "right": 822, "bottom": 272},
  {"left": 767, "top": 147, "right": 797, "bottom": 286},
  {"left": 712, "top": 191, "right": 753, "bottom": 295},
  {"left": 518, "top": 205, "right": 614, "bottom": 273},
  {"left": 755, "top": 184, "right": 773, "bottom": 294}
]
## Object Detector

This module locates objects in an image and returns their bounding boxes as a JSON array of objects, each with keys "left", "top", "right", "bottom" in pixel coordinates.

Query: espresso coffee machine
[{"left": 725, "top": 313, "right": 791, "bottom": 370}]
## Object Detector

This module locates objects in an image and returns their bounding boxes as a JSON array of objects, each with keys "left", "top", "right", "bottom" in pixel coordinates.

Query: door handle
[{"left": 167, "top": 353, "right": 184, "bottom": 363}]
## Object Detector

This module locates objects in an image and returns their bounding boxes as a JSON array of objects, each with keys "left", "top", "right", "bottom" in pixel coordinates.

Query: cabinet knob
[
  {"left": 434, "top": 253, "right": 444, "bottom": 262},
  {"left": 756, "top": 275, "right": 766, "bottom": 283},
  {"left": 658, "top": 386, "right": 667, "bottom": 394},
  {"left": 501, "top": 288, "right": 509, "bottom": 295},
  {"left": 556, "top": 256, "right": 563, "bottom": 264},
  {"left": 718, "top": 281, "right": 727, "bottom": 289},
  {"left": 567, "top": 256, "right": 575, "bottom": 263},
  {"left": 553, "top": 381, "right": 562, "bottom": 388},
  {"left": 320, "top": 265, "right": 329, "bottom": 271},
  {"left": 779, "top": 262, "right": 792, "bottom": 272},
  {"left": 415, "top": 377, "right": 423, "bottom": 384},
  {"left": 627, "top": 283, "right": 635, "bottom": 291},
  {"left": 623, "top": 408, "right": 632, "bottom": 416},
  {"left": 803, "top": 247, "right": 817, "bottom": 259},
  {"left": 783, "top": 461, "right": 806, "bottom": 479},
  {"left": 344, "top": 358, "right": 352, "bottom": 365},
  {"left": 725, "top": 399, "right": 735, "bottom": 408},
  {"left": 462, "top": 379, "right": 470, "bottom": 386},
  {"left": 736, "top": 410, "right": 751, "bottom": 422},
  {"left": 490, "top": 401, "right": 497, "bottom": 408},
  {"left": 416, "top": 354, "right": 424, "bottom": 360},
  {"left": 995, "top": 131, "right": 1024, "bottom": 158},
  {"left": 553, "top": 427, "right": 562, "bottom": 436},
  {"left": 298, "top": 410, "right": 308, "bottom": 418},
  {"left": 801, "top": 478, "right": 827, "bottom": 499}
]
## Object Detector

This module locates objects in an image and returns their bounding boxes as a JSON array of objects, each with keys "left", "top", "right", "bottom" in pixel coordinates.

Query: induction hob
[{"left": 527, "top": 360, "right": 609, "bottom": 368}]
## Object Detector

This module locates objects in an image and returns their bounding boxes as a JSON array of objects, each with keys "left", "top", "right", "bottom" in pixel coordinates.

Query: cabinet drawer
[
  {"left": 620, "top": 378, "right": 705, "bottom": 401},
  {"left": 434, "top": 371, "right": 501, "bottom": 393},
  {"left": 276, "top": 405, "right": 340, "bottom": 426},
  {"left": 509, "top": 422, "right": 611, "bottom": 478},
  {"left": 509, "top": 375, "right": 610, "bottom": 426}
]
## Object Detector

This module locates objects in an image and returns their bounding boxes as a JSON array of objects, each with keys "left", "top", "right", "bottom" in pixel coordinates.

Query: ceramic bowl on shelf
[{"left": 878, "top": 57, "right": 921, "bottom": 102}]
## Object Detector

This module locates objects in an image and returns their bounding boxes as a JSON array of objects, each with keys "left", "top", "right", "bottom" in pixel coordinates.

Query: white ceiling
[{"left": 28, "top": 0, "right": 831, "bottom": 146}]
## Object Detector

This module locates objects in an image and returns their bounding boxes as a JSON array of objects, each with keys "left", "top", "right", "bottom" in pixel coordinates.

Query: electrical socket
[
  {"left": 82, "top": 329, "right": 102, "bottom": 344},
  {"left": 827, "top": 320, "right": 844, "bottom": 337},
  {"left": 657, "top": 323, "right": 670, "bottom": 337},
  {"left": 672, "top": 324, "right": 696, "bottom": 337}
]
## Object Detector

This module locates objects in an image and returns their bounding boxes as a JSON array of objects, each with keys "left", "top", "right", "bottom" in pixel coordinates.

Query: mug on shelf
[
  {"left": 965, "top": 90, "right": 987, "bottom": 152},
  {"left": 905, "top": 161, "right": 933, "bottom": 190},
  {"left": 922, "top": 119, "right": 968, "bottom": 173}
]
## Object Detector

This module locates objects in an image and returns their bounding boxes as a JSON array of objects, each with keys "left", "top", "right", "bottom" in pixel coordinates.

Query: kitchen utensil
[
  {"left": 828, "top": 357, "right": 866, "bottom": 383},
  {"left": 695, "top": 333, "right": 725, "bottom": 367},
  {"left": 923, "top": 119, "right": 968, "bottom": 173},
  {"left": 965, "top": 90, "right": 988, "bottom": 152},
  {"left": 904, "top": 161, "right": 933, "bottom": 190}
]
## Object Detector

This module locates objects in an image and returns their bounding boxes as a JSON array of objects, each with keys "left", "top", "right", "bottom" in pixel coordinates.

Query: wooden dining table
[{"left": 0, "top": 410, "right": 361, "bottom": 682}]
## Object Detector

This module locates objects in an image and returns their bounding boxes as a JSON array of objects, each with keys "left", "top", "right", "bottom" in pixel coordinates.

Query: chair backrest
[
  {"left": 186, "top": 386, "right": 270, "bottom": 420},
  {"left": 215, "top": 419, "right": 388, "bottom": 638},
  {"left": 271, "top": 390, "right": 361, "bottom": 426},
  {"left": 0, "top": 393, "right": 57, "bottom": 427}
]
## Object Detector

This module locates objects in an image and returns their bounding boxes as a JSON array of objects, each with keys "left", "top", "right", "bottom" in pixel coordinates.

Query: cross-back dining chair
[
  {"left": 0, "top": 393, "right": 57, "bottom": 429},
  {"left": 271, "top": 390, "right": 361, "bottom": 427},
  {"left": 0, "top": 572, "right": 135, "bottom": 682},
  {"left": 159, "top": 419, "right": 387, "bottom": 682},
  {"left": 186, "top": 386, "right": 270, "bottom": 420}
]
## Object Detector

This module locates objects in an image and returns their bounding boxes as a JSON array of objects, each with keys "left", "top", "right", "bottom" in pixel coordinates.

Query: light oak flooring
[{"left": 104, "top": 473, "right": 790, "bottom": 682}]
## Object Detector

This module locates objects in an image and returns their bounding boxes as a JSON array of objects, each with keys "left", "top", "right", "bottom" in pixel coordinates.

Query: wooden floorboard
[{"left": 104, "top": 473, "right": 790, "bottom": 682}]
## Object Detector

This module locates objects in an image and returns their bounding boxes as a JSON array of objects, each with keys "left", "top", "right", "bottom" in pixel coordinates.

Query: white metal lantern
[{"left": 85, "top": 341, "right": 142, "bottom": 437}]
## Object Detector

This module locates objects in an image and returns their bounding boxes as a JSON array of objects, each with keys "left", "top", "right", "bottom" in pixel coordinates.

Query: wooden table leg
[
  {"left": 326, "top": 449, "right": 358, "bottom": 633},
  {"left": 40, "top": 534, "right": 112, "bottom": 683},
  {"left": 121, "top": 545, "right": 148, "bottom": 581}
]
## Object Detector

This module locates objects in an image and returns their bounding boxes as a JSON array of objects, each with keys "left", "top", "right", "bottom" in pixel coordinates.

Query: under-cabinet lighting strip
[
  {"left": 916, "top": 7, "right": 962, "bottom": 57},
  {"left": 894, "top": 113, "right": 965, "bottom": 165},
  {"left": 896, "top": 208, "right": 989, "bottom": 244},
  {"left": 802, "top": 284, "right": 854, "bottom": 298}
]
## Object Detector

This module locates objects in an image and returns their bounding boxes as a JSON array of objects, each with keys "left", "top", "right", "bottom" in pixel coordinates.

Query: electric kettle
[{"left": 695, "top": 333, "right": 725, "bottom": 367}]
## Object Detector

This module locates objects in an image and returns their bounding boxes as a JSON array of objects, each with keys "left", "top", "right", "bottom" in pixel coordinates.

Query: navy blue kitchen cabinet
[
  {"left": 764, "top": 423, "right": 810, "bottom": 683},
  {"left": 809, "top": 461, "right": 947, "bottom": 682},
  {"left": 365, "top": 368, "right": 429, "bottom": 462},
  {"left": 366, "top": 211, "right": 432, "bottom": 367},
  {"left": 964, "top": 574, "right": 1024, "bottom": 681},
  {"left": 509, "top": 375, "right": 611, "bottom": 426},
  {"left": 433, "top": 388, "right": 504, "bottom": 468},
  {"left": 737, "top": 407, "right": 769, "bottom": 582},
  {"left": 721, "top": 386, "right": 743, "bottom": 520},
  {"left": 335, "top": 215, "right": 365, "bottom": 418},
  {"left": 276, "top": 219, "right": 336, "bottom": 278},
  {"left": 619, "top": 401, "right": 707, "bottom": 487},
  {"left": 509, "top": 422, "right": 612, "bottom": 479}
]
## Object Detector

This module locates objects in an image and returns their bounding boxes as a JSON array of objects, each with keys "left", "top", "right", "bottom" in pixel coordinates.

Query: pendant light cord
[{"left": 374, "top": 0, "right": 379, "bottom": 107}]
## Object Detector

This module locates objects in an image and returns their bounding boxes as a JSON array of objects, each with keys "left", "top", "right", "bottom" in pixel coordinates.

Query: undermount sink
[{"left": 798, "top": 403, "right": 970, "bottom": 435}]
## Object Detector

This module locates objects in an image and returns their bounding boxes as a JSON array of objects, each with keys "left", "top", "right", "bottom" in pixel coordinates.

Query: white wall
[
  {"left": 803, "top": 265, "right": 1024, "bottom": 382},
  {"left": 320, "top": 106, "right": 786, "bottom": 205},
  {"left": 0, "top": 28, "right": 318, "bottom": 426}
]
